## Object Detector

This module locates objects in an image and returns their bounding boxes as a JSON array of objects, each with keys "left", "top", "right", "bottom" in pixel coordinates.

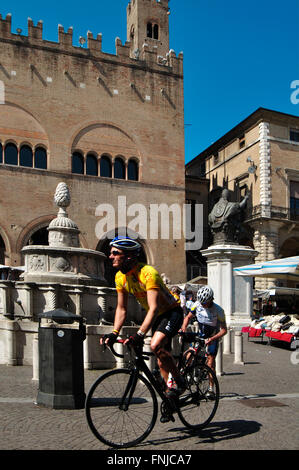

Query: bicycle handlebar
[
  {"left": 105, "top": 339, "right": 154, "bottom": 360},
  {"left": 104, "top": 332, "right": 205, "bottom": 359},
  {"left": 108, "top": 339, "right": 126, "bottom": 358},
  {"left": 178, "top": 331, "right": 205, "bottom": 345}
]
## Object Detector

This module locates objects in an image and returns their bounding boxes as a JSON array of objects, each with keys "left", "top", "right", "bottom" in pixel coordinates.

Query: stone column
[
  {"left": 6, "top": 320, "right": 19, "bottom": 366},
  {"left": 223, "top": 328, "right": 232, "bottom": 354},
  {"left": 0, "top": 281, "right": 13, "bottom": 319},
  {"left": 259, "top": 121, "right": 272, "bottom": 218},
  {"left": 22, "top": 283, "right": 34, "bottom": 318},
  {"left": 32, "top": 333, "right": 39, "bottom": 381},
  {"left": 234, "top": 330, "right": 244, "bottom": 365},
  {"left": 252, "top": 221, "right": 281, "bottom": 290},
  {"left": 215, "top": 341, "right": 224, "bottom": 376},
  {"left": 201, "top": 244, "right": 258, "bottom": 327}
]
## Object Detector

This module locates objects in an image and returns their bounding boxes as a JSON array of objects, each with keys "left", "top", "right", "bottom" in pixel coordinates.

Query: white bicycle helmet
[{"left": 197, "top": 286, "right": 214, "bottom": 304}]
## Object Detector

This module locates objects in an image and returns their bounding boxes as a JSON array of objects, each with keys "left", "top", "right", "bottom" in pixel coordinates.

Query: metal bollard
[
  {"left": 234, "top": 330, "right": 245, "bottom": 365},
  {"left": 216, "top": 341, "right": 224, "bottom": 376}
]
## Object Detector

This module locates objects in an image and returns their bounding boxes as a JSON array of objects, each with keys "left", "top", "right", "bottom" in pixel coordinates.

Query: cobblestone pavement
[{"left": 0, "top": 337, "right": 298, "bottom": 453}]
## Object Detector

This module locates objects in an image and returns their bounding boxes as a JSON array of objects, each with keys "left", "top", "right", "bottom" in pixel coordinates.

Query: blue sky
[{"left": 1, "top": 0, "right": 298, "bottom": 163}]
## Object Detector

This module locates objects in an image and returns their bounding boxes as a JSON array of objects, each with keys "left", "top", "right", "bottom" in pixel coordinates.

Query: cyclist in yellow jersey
[
  {"left": 101, "top": 236, "right": 186, "bottom": 402},
  {"left": 115, "top": 264, "right": 179, "bottom": 315}
]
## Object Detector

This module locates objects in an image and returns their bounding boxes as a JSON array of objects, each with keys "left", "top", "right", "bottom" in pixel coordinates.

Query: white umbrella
[{"left": 234, "top": 256, "right": 299, "bottom": 281}]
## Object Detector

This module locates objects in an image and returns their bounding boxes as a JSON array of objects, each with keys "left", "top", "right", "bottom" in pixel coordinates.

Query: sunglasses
[{"left": 110, "top": 250, "right": 124, "bottom": 256}]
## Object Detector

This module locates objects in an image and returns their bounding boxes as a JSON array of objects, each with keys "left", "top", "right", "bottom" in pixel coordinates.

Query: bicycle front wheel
[
  {"left": 85, "top": 369, "right": 158, "bottom": 448},
  {"left": 178, "top": 364, "right": 219, "bottom": 429}
]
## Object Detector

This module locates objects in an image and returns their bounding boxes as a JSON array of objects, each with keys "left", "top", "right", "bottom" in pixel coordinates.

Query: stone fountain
[
  {"left": 0, "top": 182, "right": 142, "bottom": 369},
  {"left": 21, "top": 182, "right": 107, "bottom": 287}
]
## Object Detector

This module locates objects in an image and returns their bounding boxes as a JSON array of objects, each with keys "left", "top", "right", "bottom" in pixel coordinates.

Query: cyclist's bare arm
[
  {"left": 205, "top": 322, "right": 227, "bottom": 345},
  {"left": 113, "top": 290, "right": 129, "bottom": 332},
  {"left": 138, "top": 289, "right": 160, "bottom": 335},
  {"left": 181, "top": 312, "right": 194, "bottom": 332}
]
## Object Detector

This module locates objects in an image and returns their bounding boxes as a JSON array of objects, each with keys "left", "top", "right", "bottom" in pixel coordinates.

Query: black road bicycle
[{"left": 85, "top": 332, "right": 220, "bottom": 449}]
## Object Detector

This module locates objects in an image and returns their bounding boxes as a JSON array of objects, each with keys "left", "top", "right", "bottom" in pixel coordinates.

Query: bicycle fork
[{"left": 119, "top": 371, "right": 138, "bottom": 411}]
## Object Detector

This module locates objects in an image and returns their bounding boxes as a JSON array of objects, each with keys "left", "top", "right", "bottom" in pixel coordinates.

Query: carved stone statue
[{"left": 208, "top": 189, "right": 249, "bottom": 245}]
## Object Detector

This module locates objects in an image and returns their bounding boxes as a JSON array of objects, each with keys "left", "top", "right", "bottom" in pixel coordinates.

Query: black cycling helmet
[{"left": 109, "top": 236, "right": 141, "bottom": 252}]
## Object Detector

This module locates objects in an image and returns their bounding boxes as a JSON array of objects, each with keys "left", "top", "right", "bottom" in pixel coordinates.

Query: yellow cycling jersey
[{"left": 115, "top": 263, "right": 179, "bottom": 316}]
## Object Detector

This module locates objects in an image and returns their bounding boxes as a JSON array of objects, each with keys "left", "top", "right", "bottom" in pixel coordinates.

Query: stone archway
[
  {"left": 26, "top": 227, "right": 49, "bottom": 246},
  {"left": 279, "top": 237, "right": 299, "bottom": 258},
  {"left": 96, "top": 228, "right": 147, "bottom": 287}
]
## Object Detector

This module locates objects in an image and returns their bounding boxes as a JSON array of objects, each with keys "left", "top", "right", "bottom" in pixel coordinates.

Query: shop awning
[
  {"left": 233, "top": 256, "right": 299, "bottom": 281},
  {"left": 254, "top": 287, "right": 299, "bottom": 299}
]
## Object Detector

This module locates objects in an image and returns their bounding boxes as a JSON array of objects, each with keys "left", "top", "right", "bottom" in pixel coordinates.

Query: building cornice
[{"left": 186, "top": 107, "right": 299, "bottom": 168}]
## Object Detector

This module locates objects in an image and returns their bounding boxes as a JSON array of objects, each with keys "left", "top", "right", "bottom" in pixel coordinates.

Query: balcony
[{"left": 245, "top": 205, "right": 299, "bottom": 222}]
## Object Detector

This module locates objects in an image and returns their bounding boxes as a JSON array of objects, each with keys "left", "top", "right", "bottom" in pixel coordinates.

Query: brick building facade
[{"left": 0, "top": 0, "right": 187, "bottom": 284}]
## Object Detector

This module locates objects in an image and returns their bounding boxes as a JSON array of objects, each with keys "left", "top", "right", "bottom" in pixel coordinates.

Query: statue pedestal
[{"left": 201, "top": 244, "right": 258, "bottom": 328}]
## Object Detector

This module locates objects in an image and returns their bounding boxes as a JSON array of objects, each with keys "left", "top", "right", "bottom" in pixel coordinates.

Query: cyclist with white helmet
[
  {"left": 101, "top": 236, "right": 186, "bottom": 405},
  {"left": 181, "top": 285, "right": 227, "bottom": 398}
]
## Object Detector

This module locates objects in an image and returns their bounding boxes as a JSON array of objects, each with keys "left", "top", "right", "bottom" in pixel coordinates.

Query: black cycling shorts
[{"left": 152, "top": 306, "right": 183, "bottom": 349}]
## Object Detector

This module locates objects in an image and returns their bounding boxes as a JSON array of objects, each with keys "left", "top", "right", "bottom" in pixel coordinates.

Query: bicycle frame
[
  {"left": 110, "top": 338, "right": 204, "bottom": 415},
  {"left": 175, "top": 332, "right": 207, "bottom": 369},
  {"left": 114, "top": 343, "right": 170, "bottom": 404}
]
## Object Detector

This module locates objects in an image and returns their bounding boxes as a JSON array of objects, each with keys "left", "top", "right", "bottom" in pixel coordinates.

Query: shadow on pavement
[{"left": 139, "top": 419, "right": 262, "bottom": 448}]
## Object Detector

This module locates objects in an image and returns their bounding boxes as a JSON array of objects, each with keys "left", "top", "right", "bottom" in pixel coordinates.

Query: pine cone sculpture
[{"left": 54, "top": 182, "right": 70, "bottom": 208}]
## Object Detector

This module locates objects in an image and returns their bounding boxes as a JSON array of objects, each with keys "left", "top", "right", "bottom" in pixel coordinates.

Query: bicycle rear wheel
[
  {"left": 85, "top": 369, "right": 158, "bottom": 448},
  {"left": 178, "top": 363, "right": 219, "bottom": 429}
]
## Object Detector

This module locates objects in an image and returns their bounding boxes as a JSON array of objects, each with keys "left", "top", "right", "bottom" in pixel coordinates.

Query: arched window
[
  {"left": 100, "top": 155, "right": 112, "bottom": 178},
  {"left": 72, "top": 151, "right": 84, "bottom": 174},
  {"left": 130, "top": 25, "right": 135, "bottom": 42},
  {"left": 4, "top": 143, "right": 18, "bottom": 165},
  {"left": 35, "top": 147, "right": 47, "bottom": 169},
  {"left": 153, "top": 24, "right": 159, "bottom": 40},
  {"left": 0, "top": 142, "right": 2, "bottom": 164},
  {"left": 147, "top": 22, "right": 153, "bottom": 38},
  {"left": 20, "top": 145, "right": 33, "bottom": 167},
  {"left": 86, "top": 153, "right": 98, "bottom": 176},
  {"left": 114, "top": 157, "right": 125, "bottom": 179},
  {"left": 128, "top": 159, "right": 139, "bottom": 181}
]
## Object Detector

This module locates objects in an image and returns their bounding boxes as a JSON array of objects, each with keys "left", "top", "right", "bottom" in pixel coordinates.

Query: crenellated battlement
[{"left": 0, "top": 12, "right": 182, "bottom": 74}]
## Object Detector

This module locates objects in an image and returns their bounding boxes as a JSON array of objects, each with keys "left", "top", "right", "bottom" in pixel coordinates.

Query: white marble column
[{"left": 201, "top": 244, "right": 258, "bottom": 327}]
